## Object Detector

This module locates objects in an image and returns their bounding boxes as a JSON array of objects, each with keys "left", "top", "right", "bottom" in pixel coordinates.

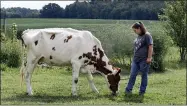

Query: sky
[{"left": 1, "top": 1, "right": 75, "bottom": 9}]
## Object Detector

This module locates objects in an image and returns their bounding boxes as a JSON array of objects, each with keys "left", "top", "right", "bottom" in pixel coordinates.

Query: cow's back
[{"left": 22, "top": 28, "right": 100, "bottom": 66}]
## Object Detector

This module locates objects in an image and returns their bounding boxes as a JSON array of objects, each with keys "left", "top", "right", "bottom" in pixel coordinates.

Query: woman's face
[{"left": 132, "top": 28, "right": 141, "bottom": 35}]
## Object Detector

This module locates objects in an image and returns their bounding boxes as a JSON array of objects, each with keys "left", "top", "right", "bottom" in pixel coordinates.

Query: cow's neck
[
  {"left": 95, "top": 49, "right": 114, "bottom": 75},
  {"left": 95, "top": 64, "right": 113, "bottom": 75},
  {"left": 83, "top": 47, "right": 114, "bottom": 75}
]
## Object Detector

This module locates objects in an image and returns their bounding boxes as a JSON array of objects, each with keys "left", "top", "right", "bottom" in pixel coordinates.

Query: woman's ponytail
[
  {"left": 132, "top": 22, "right": 147, "bottom": 35},
  {"left": 139, "top": 22, "right": 146, "bottom": 35}
]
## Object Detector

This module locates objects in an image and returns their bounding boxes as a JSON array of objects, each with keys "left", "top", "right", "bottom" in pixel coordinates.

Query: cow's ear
[
  {"left": 114, "top": 68, "right": 121, "bottom": 76},
  {"left": 117, "top": 68, "right": 121, "bottom": 74},
  {"left": 118, "top": 68, "right": 121, "bottom": 72}
]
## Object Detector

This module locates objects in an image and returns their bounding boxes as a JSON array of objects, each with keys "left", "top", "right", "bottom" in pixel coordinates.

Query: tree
[
  {"left": 64, "top": 3, "right": 77, "bottom": 18},
  {"left": 40, "top": 3, "right": 64, "bottom": 18},
  {"left": 76, "top": 2, "right": 92, "bottom": 19},
  {"left": 1, "top": 7, "right": 40, "bottom": 18},
  {"left": 159, "top": 1, "right": 186, "bottom": 61}
]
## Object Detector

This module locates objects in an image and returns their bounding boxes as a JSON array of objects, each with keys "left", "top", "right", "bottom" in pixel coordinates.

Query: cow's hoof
[
  {"left": 71, "top": 93, "right": 78, "bottom": 97},
  {"left": 25, "top": 92, "right": 33, "bottom": 96},
  {"left": 111, "top": 92, "right": 118, "bottom": 96},
  {"left": 94, "top": 90, "right": 99, "bottom": 94}
]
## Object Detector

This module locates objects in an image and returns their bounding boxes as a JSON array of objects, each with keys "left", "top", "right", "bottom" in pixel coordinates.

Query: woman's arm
[{"left": 146, "top": 45, "right": 153, "bottom": 63}]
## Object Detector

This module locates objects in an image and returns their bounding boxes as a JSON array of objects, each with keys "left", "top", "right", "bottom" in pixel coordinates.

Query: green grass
[{"left": 1, "top": 62, "right": 185, "bottom": 105}]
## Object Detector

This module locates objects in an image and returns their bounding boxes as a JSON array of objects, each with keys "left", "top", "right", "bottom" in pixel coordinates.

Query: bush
[
  {"left": 150, "top": 24, "right": 172, "bottom": 72},
  {"left": 86, "top": 24, "right": 135, "bottom": 69},
  {"left": 1, "top": 32, "right": 6, "bottom": 41},
  {"left": 0, "top": 40, "right": 22, "bottom": 68},
  {"left": 0, "top": 63, "right": 7, "bottom": 71}
]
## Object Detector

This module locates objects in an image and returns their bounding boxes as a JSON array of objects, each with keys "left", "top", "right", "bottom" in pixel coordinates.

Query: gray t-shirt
[{"left": 133, "top": 32, "right": 153, "bottom": 62}]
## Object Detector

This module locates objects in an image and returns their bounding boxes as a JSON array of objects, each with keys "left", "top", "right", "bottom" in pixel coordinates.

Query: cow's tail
[{"left": 19, "top": 35, "right": 26, "bottom": 88}]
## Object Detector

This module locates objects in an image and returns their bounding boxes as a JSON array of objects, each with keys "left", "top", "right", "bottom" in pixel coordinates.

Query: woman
[{"left": 125, "top": 22, "right": 153, "bottom": 95}]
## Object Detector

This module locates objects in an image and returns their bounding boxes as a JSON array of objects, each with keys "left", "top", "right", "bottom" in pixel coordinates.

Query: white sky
[{"left": 1, "top": 1, "right": 75, "bottom": 9}]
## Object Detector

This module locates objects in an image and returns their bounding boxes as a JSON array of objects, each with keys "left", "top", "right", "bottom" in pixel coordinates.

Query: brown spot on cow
[
  {"left": 64, "top": 39, "right": 66, "bottom": 43},
  {"left": 50, "top": 55, "right": 53, "bottom": 59},
  {"left": 98, "top": 48, "right": 104, "bottom": 59},
  {"left": 52, "top": 47, "right": 56, "bottom": 51},
  {"left": 67, "top": 35, "right": 72, "bottom": 40},
  {"left": 24, "top": 61, "right": 27, "bottom": 66},
  {"left": 50, "top": 34, "right": 55, "bottom": 40},
  {"left": 34, "top": 40, "right": 38, "bottom": 45},
  {"left": 74, "top": 79, "right": 78, "bottom": 84},
  {"left": 64, "top": 35, "right": 73, "bottom": 43},
  {"left": 83, "top": 52, "right": 92, "bottom": 59},
  {"left": 93, "top": 45, "right": 97, "bottom": 55},
  {"left": 88, "top": 61, "right": 94, "bottom": 65},
  {"left": 84, "top": 60, "right": 89, "bottom": 64},
  {"left": 79, "top": 56, "right": 82, "bottom": 59},
  {"left": 82, "top": 49, "right": 110, "bottom": 75}
]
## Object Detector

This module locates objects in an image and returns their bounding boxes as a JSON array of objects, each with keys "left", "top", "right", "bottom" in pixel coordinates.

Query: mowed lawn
[
  {"left": 1, "top": 19, "right": 186, "bottom": 105},
  {"left": 1, "top": 62, "right": 186, "bottom": 105}
]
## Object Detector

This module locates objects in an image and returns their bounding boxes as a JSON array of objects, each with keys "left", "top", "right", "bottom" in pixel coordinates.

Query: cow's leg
[
  {"left": 86, "top": 71, "right": 99, "bottom": 94},
  {"left": 25, "top": 62, "right": 36, "bottom": 95},
  {"left": 71, "top": 61, "right": 81, "bottom": 96},
  {"left": 24, "top": 53, "right": 41, "bottom": 95}
]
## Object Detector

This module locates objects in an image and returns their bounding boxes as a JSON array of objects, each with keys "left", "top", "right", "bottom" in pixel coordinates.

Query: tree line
[{"left": 1, "top": 1, "right": 165, "bottom": 20}]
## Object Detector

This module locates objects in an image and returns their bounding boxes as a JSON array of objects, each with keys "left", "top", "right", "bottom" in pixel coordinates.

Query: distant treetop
[{"left": 1, "top": 1, "right": 165, "bottom": 20}]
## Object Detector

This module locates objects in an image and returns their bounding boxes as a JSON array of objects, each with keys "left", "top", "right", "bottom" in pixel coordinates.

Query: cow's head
[
  {"left": 80, "top": 46, "right": 121, "bottom": 95},
  {"left": 107, "top": 67, "right": 121, "bottom": 95}
]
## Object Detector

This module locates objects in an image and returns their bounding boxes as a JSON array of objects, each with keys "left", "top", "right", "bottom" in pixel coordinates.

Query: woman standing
[{"left": 125, "top": 22, "right": 153, "bottom": 95}]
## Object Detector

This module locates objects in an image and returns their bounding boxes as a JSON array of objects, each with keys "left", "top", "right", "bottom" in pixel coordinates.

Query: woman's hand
[{"left": 146, "top": 57, "right": 152, "bottom": 64}]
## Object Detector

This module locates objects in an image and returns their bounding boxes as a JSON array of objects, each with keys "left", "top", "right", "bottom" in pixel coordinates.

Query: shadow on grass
[
  {"left": 1, "top": 93, "right": 115, "bottom": 104},
  {"left": 118, "top": 94, "right": 144, "bottom": 103}
]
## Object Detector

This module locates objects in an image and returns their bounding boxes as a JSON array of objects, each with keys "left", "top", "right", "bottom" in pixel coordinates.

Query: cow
[{"left": 20, "top": 28, "right": 121, "bottom": 96}]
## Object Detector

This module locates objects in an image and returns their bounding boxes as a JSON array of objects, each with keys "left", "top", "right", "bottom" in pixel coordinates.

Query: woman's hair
[{"left": 131, "top": 22, "right": 147, "bottom": 35}]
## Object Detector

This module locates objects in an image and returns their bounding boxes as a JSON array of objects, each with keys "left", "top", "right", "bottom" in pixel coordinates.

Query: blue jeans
[{"left": 125, "top": 59, "right": 150, "bottom": 93}]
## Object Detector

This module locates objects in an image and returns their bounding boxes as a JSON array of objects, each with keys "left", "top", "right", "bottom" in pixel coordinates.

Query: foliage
[
  {"left": 159, "top": 1, "right": 187, "bottom": 61},
  {"left": 151, "top": 26, "right": 172, "bottom": 72},
  {"left": 10, "top": 23, "right": 18, "bottom": 41},
  {"left": 0, "top": 7, "right": 40, "bottom": 18},
  {"left": 1, "top": 1, "right": 165, "bottom": 20},
  {"left": 64, "top": 1, "right": 164, "bottom": 20},
  {"left": 40, "top": 3, "right": 65, "bottom": 18},
  {"left": 1, "top": 31, "right": 6, "bottom": 41},
  {"left": 0, "top": 22, "right": 21, "bottom": 67},
  {"left": 0, "top": 63, "right": 7, "bottom": 71},
  {"left": 0, "top": 40, "right": 22, "bottom": 67}
]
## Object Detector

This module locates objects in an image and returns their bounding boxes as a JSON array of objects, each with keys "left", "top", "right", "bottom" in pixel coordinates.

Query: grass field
[
  {"left": 1, "top": 56, "right": 186, "bottom": 105},
  {"left": 1, "top": 18, "right": 186, "bottom": 105}
]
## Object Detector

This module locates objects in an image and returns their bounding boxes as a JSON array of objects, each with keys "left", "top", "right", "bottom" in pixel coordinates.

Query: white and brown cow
[{"left": 20, "top": 28, "right": 121, "bottom": 96}]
